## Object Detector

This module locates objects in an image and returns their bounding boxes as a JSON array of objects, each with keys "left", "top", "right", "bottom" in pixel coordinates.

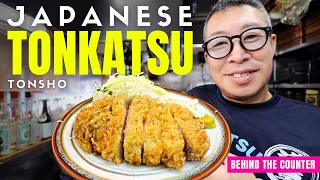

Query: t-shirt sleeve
[{"left": 186, "top": 87, "right": 200, "bottom": 97}]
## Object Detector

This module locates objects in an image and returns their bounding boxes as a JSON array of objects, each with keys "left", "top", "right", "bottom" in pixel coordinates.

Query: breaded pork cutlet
[
  {"left": 100, "top": 96, "right": 128, "bottom": 164},
  {"left": 123, "top": 96, "right": 147, "bottom": 165},
  {"left": 159, "top": 104, "right": 186, "bottom": 169},
  {"left": 170, "top": 104, "right": 210, "bottom": 161},
  {"left": 142, "top": 100, "right": 164, "bottom": 166},
  {"left": 74, "top": 95, "right": 211, "bottom": 168},
  {"left": 73, "top": 105, "right": 95, "bottom": 152},
  {"left": 89, "top": 98, "right": 114, "bottom": 154},
  {"left": 73, "top": 98, "right": 114, "bottom": 153}
]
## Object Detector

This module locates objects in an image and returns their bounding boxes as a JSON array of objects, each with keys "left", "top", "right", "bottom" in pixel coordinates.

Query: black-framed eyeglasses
[{"left": 202, "top": 27, "right": 273, "bottom": 59}]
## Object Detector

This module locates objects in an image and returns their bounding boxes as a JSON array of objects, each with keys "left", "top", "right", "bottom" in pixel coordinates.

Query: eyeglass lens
[{"left": 206, "top": 28, "right": 267, "bottom": 58}]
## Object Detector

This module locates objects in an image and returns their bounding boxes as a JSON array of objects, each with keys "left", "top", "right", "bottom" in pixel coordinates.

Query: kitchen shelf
[
  {"left": 187, "top": 13, "right": 207, "bottom": 22},
  {"left": 183, "top": 43, "right": 204, "bottom": 53},
  {"left": 276, "top": 38, "right": 320, "bottom": 56},
  {"left": 268, "top": 84, "right": 320, "bottom": 89}
]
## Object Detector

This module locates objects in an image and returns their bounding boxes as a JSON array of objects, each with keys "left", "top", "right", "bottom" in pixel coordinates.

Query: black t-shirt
[{"left": 187, "top": 84, "right": 320, "bottom": 180}]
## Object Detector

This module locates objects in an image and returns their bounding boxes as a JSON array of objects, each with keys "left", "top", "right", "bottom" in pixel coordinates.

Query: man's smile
[{"left": 225, "top": 69, "right": 258, "bottom": 85}]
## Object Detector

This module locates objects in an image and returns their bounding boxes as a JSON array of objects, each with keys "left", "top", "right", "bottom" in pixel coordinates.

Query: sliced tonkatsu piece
[
  {"left": 89, "top": 98, "right": 113, "bottom": 154},
  {"left": 159, "top": 104, "right": 186, "bottom": 169},
  {"left": 142, "top": 100, "right": 164, "bottom": 166},
  {"left": 170, "top": 104, "right": 210, "bottom": 161},
  {"left": 100, "top": 96, "right": 128, "bottom": 164},
  {"left": 73, "top": 98, "right": 113, "bottom": 153},
  {"left": 123, "top": 96, "right": 148, "bottom": 166},
  {"left": 73, "top": 106, "right": 95, "bottom": 153}
]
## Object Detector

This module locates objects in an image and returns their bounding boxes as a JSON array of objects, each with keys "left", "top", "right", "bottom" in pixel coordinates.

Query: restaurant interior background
[{"left": 0, "top": 0, "right": 319, "bottom": 179}]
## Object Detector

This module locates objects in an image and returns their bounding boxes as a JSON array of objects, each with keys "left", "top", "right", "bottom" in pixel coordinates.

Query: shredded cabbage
[
  {"left": 93, "top": 73, "right": 207, "bottom": 119},
  {"left": 93, "top": 73, "right": 169, "bottom": 104}
]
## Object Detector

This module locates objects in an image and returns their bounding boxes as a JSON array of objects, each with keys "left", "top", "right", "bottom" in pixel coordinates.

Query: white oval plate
[{"left": 52, "top": 90, "right": 231, "bottom": 180}]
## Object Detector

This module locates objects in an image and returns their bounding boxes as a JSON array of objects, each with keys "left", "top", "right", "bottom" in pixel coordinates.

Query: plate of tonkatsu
[{"left": 52, "top": 74, "right": 231, "bottom": 180}]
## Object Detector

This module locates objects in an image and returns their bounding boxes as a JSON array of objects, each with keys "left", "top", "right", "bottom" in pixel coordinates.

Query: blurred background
[{"left": 0, "top": 0, "right": 319, "bottom": 179}]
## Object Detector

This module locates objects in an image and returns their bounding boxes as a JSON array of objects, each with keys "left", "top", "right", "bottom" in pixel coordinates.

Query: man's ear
[
  {"left": 271, "top": 34, "right": 277, "bottom": 55},
  {"left": 204, "top": 52, "right": 210, "bottom": 64}
]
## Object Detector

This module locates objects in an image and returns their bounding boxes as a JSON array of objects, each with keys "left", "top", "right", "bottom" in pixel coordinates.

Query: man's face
[{"left": 204, "top": 5, "right": 277, "bottom": 101}]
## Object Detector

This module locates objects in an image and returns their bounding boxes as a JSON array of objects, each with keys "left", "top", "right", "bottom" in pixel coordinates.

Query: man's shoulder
[
  {"left": 187, "top": 84, "right": 218, "bottom": 95},
  {"left": 186, "top": 84, "right": 220, "bottom": 105},
  {"left": 278, "top": 95, "right": 320, "bottom": 113}
]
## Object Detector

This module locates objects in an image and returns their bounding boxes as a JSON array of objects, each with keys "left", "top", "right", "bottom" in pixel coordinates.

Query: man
[{"left": 187, "top": 0, "right": 320, "bottom": 180}]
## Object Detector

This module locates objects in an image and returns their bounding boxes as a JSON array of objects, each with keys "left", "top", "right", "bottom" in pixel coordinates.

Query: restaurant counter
[{"left": 0, "top": 139, "right": 63, "bottom": 180}]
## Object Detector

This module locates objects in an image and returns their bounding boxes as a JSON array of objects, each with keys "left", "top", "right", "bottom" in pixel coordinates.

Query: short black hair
[{"left": 203, "top": 0, "right": 272, "bottom": 41}]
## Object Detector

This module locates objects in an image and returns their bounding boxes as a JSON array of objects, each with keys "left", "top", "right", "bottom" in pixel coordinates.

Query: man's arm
[{"left": 204, "top": 153, "right": 256, "bottom": 180}]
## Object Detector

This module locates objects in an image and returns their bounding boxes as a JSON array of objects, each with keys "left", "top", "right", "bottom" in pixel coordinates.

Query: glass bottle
[
  {"left": 38, "top": 99, "right": 52, "bottom": 139},
  {"left": 192, "top": 0, "right": 197, "bottom": 14},
  {"left": 66, "top": 96, "right": 73, "bottom": 111},
  {"left": 27, "top": 100, "right": 41, "bottom": 144},
  {"left": 49, "top": 98, "right": 60, "bottom": 122},
  {"left": 62, "top": 97, "right": 68, "bottom": 111},
  {"left": 15, "top": 102, "right": 31, "bottom": 149},
  {"left": 55, "top": 98, "right": 64, "bottom": 121},
  {"left": 38, "top": 99, "right": 51, "bottom": 124},
  {"left": 0, "top": 102, "right": 8, "bottom": 155},
  {"left": 7, "top": 103, "right": 17, "bottom": 153},
  {"left": 0, "top": 102, "right": 17, "bottom": 155}
]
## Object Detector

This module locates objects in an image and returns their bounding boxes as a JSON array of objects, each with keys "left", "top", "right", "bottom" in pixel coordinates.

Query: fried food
[
  {"left": 170, "top": 103, "right": 210, "bottom": 161},
  {"left": 73, "top": 96, "right": 128, "bottom": 165},
  {"left": 74, "top": 94, "right": 212, "bottom": 168},
  {"left": 73, "top": 105, "right": 95, "bottom": 152},
  {"left": 142, "top": 101, "right": 164, "bottom": 166},
  {"left": 123, "top": 96, "right": 147, "bottom": 165},
  {"left": 73, "top": 98, "right": 114, "bottom": 153},
  {"left": 90, "top": 98, "right": 113, "bottom": 154},
  {"left": 100, "top": 96, "right": 127, "bottom": 164},
  {"left": 159, "top": 104, "right": 186, "bottom": 169}
]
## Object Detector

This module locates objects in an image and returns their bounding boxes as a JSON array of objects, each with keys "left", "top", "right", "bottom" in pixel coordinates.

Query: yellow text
[{"left": 7, "top": 30, "right": 193, "bottom": 76}]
